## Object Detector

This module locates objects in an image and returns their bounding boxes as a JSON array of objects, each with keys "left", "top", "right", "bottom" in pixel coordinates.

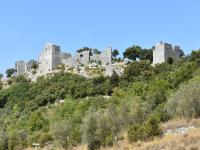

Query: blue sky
[{"left": 0, "top": 0, "right": 200, "bottom": 74}]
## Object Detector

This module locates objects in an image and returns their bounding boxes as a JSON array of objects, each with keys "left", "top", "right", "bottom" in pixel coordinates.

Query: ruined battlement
[
  {"left": 15, "top": 43, "right": 113, "bottom": 79},
  {"left": 14, "top": 41, "right": 183, "bottom": 79},
  {"left": 153, "top": 42, "right": 183, "bottom": 65}
]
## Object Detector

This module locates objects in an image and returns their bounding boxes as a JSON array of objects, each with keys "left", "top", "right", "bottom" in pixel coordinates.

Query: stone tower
[
  {"left": 38, "top": 43, "right": 62, "bottom": 74},
  {"left": 153, "top": 42, "right": 182, "bottom": 65},
  {"left": 101, "top": 47, "right": 113, "bottom": 76},
  {"left": 15, "top": 61, "right": 26, "bottom": 76}
]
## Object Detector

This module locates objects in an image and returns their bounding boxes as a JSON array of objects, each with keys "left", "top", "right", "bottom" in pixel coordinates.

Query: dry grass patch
[{"left": 162, "top": 118, "right": 200, "bottom": 131}]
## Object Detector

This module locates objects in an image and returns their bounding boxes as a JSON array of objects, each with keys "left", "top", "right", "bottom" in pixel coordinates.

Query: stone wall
[
  {"left": 15, "top": 61, "right": 26, "bottom": 76},
  {"left": 76, "top": 50, "right": 91, "bottom": 66},
  {"left": 14, "top": 43, "right": 115, "bottom": 78},
  {"left": 65, "top": 56, "right": 78, "bottom": 68},
  {"left": 60, "top": 53, "right": 72, "bottom": 64},
  {"left": 153, "top": 42, "right": 182, "bottom": 65},
  {"left": 51, "top": 45, "right": 62, "bottom": 69},
  {"left": 38, "top": 43, "right": 54, "bottom": 74},
  {"left": 90, "top": 53, "right": 101, "bottom": 62},
  {"left": 101, "top": 47, "right": 112, "bottom": 67},
  {"left": 38, "top": 43, "right": 71, "bottom": 74},
  {"left": 101, "top": 47, "right": 113, "bottom": 76},
  {"left": 153, "top": 43, "right": 165, "bottom": 64},
  {"left": 26, "top": 60, "right": 39, "bottom": 72}
]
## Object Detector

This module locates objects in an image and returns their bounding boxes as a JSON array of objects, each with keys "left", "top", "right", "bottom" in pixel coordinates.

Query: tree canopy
[
  {"left": 112, "top": 49, "right": 119, "bottom": 59},
  {"left": 6, "top": 68, "right": 16, "bottom": 78},
  {"left": 123, "top": 45, "right": 141, "bottom": 60}
]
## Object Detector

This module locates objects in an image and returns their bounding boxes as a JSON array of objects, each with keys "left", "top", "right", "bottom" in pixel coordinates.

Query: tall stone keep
[
  {"left": 101, "top": 47, "right": 113, "bottom": 76},
  {"left": 101, "top": 47, "right": 112, "bottom": 67},
  {"left": 38, "top": 43, "right": 62, "bottom": 74},
  {"left": 153, "top": 42, "right": 182, "bottom": 65},
  {"left": 15, "top": 61, "right": 26, "bottom": 76}
]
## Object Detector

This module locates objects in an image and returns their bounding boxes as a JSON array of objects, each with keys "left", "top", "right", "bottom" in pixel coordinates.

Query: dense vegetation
[{"left": 0, "top": 48, "right": 200, "bottom": 150}]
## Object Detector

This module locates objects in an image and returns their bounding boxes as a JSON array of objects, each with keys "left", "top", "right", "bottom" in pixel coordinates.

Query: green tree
[
  {"left": 120, "top": 60, "right": 154, "bottom": 87},
  {"left": 77, "top": 47, "right": 92, "bottom": 53},
  {"left": 144, "top": 79, "right": 172, "bottom": 109},
  {"left": 82, "top": 107, "right": 124, "bottom": 150},
  {"left": 167, "top": 62, "right": 197, "bottom": 88},
  {"left": 167, "top": 77, "right": 200, "bottom": 118},
  {"left": 93, "top": 48, "right": 101, "bottom": 54},
  {"left": 110, "top": 71, "right": 119, "bottom": 88},
  {"left": 6, "top": 68, "right": 16, "bottom": 78},
  {"left": 190, "top": 49, "right": 200, "bottom": 65},
  {"left": 153, "top": 63, "right": 173, "bottom": 80},
  {"left": 123, "top": 45, "right": 141, "bottom": 60},
  {"left": 139, "top": 49, "right": 153, "bottom": 63},
  {"left": 112, "top": 49, "right": 119, "bottom": 59}
]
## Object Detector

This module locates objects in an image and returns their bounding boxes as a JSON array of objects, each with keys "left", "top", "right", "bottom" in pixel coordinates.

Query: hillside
[
  {"left": 0, "top": 49, "right": 200, "bottom": 150},
  {"left": 72, "top": 118, "right": 200, "bottom": 150}
]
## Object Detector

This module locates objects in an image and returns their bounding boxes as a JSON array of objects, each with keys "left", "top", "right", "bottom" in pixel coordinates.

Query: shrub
[
  {"left": 128, "top": 124, "right": 148, "bottom": 142},
  {"left": 38, "top": 133, "right": 53, "bottom": 146},
  {"left": 167, "top": 77, "right": 200, "bottom": 118},
  {"left": 7, "top": 79, "right": 12, "bottom": 85},
  {"left": 51, "top": 120, "right": 72, "bottom": 148},
  {"left": 0, "top": 81, "right": 2, "bottom": 91},
  {"left": 145, "top": 115, "right": 162, "bottom": 138},
  {"left": 153, "top": 104, "right": 171, "bottom": 122},
  {"left": 128, "top": 116, "right": 162, "bottom": 142},
  {"left": 190, "top": 50, "right": 200, "bottom": 65},
  {"left": 0, "top": 130, "right": 7, "bottom": 150},
  {"left": 143, "top": 79, "right": 172, "bottom": 109},
  {"left": 81, "top": 111, "right": 101, "bottom": 150},
  {"left": 8, "top": 130, "right": 18, "bottom": 150},
  {"left": 167, "top": 62, "right": 197, "bottom": 88},
  {"left": 27, "top": 112, "right": 49, "bottom": 132},
  {"left": 120, "top": 61, "right": 154, "bottom": 87},
  {"left": 17, "top": 130, "right": 28, "bottom": 148},
  {"left": 81, "top": 108, "right": 121, "bottom": 150}
]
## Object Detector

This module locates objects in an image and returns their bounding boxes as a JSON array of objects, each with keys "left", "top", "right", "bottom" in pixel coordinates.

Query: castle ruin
[
  {"left": 14, "top": 41, "right": 184, "bottom": 79},
  {"left": 153, "top": 41, "right": 183, "bottom": 65},
  {"left": 15, "top": 43, "right": 113, "bottom": 79},
  {"left": 38, "top": 43, "right": 71, "bottom": 74}
]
